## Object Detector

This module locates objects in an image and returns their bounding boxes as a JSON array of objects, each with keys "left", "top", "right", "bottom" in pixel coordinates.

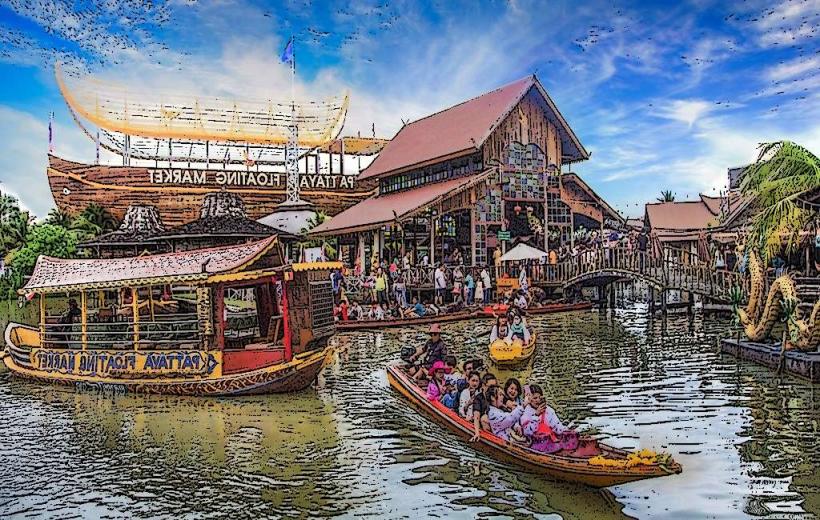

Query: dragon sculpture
[{"left": 735, "top": 249, "right": 820, "bottom": 351}]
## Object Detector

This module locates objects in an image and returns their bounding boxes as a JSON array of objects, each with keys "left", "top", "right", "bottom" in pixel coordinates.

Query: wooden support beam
[
  {"left": 132, "top": 287, "right": 140, "bottom": 350},
  {"left": 81, "top": 291, "right": 88, "bottom": 350},
  {"left": 39, "top": 294, "right": 45, "bottom": 343}
]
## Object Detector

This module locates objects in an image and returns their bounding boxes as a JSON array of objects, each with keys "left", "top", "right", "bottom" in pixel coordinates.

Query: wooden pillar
[
  {"left": 470, "top": 208, "right": 476, "bottom": 266},
  {"left": 39, "top": 293, "right": 46, "bottom": 343},
  {"left": 132, "top": 287, "right": 140, "bottom": 350},
  {"left": 358, "top": 233, "right": 366, "bottom": 275},
  {"left": 80, "top": 291, "right": 88, "bottom": 350},
  {"left": 281, "top": 279, "right": 293, "bottom": 362},
  {"left": 429, "top": 215, "right": 436, "bottom": 266},
  {"left": 214, "top": 284, "right": 226, "bottom": 351},
  {"left": 148, "top": 286, "right": 156, "bottom": 322}
]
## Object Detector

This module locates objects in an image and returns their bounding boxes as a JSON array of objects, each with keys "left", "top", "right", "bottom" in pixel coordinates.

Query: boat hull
[
  {"left": 489, "top": 331, "right": 538, "bottom": 367},
  {"left": 47, "top": 155, "right": 377, "bottom": 226},
  {"left": 3, "top": 323, "right": 331, "bottom": 396},
  {"left": 386, "top": 362, "right": 681, "bottom": 487}
]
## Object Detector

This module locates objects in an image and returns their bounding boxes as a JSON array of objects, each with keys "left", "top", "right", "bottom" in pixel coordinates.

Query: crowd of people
[{"left": 402, "top": 325, "right": 578, "bottom": 453}]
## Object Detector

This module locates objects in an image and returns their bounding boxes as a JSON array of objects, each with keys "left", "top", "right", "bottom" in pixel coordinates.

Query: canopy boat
[
  {"left": 335, "top": 309, "right": 480, "bottom": 331},
  {"left": 386, "top": 362, "right": 682, "bottom": 487},
  {"left": 489, "top": 331, "right": 538, "bottom": 367},
  {"left": 2, "top": 236, "right": 337, "bottom": 396}
]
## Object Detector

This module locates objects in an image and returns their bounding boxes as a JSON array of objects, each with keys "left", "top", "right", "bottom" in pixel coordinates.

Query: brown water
[{"left": 1, "top": 301, "right": 819, "bottom": 519}]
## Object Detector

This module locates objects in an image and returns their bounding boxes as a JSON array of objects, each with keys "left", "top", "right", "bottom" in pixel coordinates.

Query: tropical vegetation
[
  {"left": 657, "top": 190, "right": 675, "bottom": 203},
  {"left": 0, "top": 192, "right": 120, "bottom": 298},
  {"left": 299, "top": 210, "right": 337, "bottom": 260},
  {"left": 740, "top": 141, "right": 820, "bottom": 261}
]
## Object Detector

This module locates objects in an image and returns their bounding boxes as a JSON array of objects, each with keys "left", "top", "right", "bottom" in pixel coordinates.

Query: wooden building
[{"left": 311, "top": 75, "right": 621, "bottom": 269}]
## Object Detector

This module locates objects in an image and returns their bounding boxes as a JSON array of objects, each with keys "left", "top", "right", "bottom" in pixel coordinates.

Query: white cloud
[
  {"left": 655, "top": 99, "right": 715, "bottom": 127},
  {"left": 766, "top": 55, "right": 820, "bottom": 82}
]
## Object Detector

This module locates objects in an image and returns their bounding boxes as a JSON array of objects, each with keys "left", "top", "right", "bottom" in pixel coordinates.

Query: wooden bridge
[{"left": 342, "top": 246, "right": 746, "bottom": 304}]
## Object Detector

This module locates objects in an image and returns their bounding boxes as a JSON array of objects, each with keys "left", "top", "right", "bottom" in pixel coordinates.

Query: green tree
[
  {"left": 299, "top": 211, "right": 337, "bottom": 260},
  {"left": 44, "top": 208, "right": 72, "bottom": 228},
  {"left": 78, "top": 203, "right": 119, "bottom": 233},
  {"left": 0, "top": 191, "right": 31, "bottom": 255},
  {"left": 8, "top": 224, "right": 78, "bottom": 282},
  {"left": 657, "top": 190, "right": 675, "bottom": 202},
  {"left": 740, "top": 141, "right": 820, "bottom": 260}
]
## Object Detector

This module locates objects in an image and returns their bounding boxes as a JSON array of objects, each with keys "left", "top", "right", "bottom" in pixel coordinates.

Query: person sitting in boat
[
  {"left": 513, "top": 290, "right": 528, "bottom": 310},
  {"left": 469, "top": 373, "right": 498, "bottom": 442},
  {"left": 486, "top": 384, "right": 527, "bottom": 442},
  {"left": 426, "top": 360, "right": 450, "bottom": 402},
  {"left": 528, "top": 286, "right": 547, "bottom": 307},
  {"left": 459, "top": 371, "right": 482, "bottom": 419},
  {"left": 503, "top": 378, "right": 524, "bottom": 409},
  {"left": 507, "top": 313, "right": 531, "bottom": 343},
  {"left": 489, "top": 315, "right": 510, "bottom": 343},
  {"left": 409, "top": 324, "right": 447, "bottom": 380},
  {"left": 368, "top": 303, "right": 385, "bottom": 321},
  {"left": 519, "top": 384, "right": 579, "bottom": 453},
  {"left": 60, "top": 298, "right": 81, "bottom": 324},
  {"left": 348, "top": 300, "right": 364, "bottom": 321}
]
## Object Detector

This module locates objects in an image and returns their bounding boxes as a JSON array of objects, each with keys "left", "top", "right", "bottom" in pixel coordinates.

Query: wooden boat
[
  {"left": 335, "top": 310, "right": 480, "bottom": 331},
  {"left": 2, "top": 236, "right": 338, "bottom": 396},
  {"left": 478, "top": 301, "right": 594, "bottom": 318},
  {"left": 489, "top": 331, "right": 538, "bottom": 367},
  {"left": 386, "top": 362, "right": 682, "bottom": 487}
]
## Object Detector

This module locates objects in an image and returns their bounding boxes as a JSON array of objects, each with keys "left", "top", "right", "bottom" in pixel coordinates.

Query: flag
[
  {"left": 280, "top": 37, "right": 294, "bottom": 64},
  {"left": 48, "top": 111, "right": 53, "bottom": 153}
]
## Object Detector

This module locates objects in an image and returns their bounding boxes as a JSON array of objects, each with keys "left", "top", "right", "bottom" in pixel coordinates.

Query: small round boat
[{"left": 489, "top": 331, "right": 538, "bottom": 367}]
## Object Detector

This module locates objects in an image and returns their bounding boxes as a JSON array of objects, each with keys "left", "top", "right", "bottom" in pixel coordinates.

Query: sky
[{"left": 0, "top": 0, "right": 818, "bottom": 218}]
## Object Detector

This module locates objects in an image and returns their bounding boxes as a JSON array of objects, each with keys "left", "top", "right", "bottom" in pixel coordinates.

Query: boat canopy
[{"left": 21, "top": 236, "right": 285, "bottom": 294}]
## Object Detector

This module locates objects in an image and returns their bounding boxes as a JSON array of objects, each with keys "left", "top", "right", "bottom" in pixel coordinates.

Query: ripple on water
[{"left": 1, "top": 306, "right": 820, "bottom": 518}]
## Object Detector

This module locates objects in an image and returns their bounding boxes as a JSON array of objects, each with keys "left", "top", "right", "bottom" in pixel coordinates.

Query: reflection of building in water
[
  {"left": 311, "top": 75, "right": 621, "bottom": 269},
  {"left": 50, "top": 67, "right": 387, "bottom": 226}
]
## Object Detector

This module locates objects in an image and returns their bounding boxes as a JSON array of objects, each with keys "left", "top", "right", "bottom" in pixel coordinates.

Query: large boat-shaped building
[{"left": 49, "top": 67, "right": 386, "bottom": 226}]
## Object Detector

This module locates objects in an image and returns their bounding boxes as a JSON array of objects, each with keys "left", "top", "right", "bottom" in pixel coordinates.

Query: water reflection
[{"left": 1, "top": 305, "right": 820, "bottom": 518}]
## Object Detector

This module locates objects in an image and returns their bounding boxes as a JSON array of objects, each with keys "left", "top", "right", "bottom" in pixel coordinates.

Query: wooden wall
[{"left": 482, "top": 88, "right": 563, "bottom": 168}]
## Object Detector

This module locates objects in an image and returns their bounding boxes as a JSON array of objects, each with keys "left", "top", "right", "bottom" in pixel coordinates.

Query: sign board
[
  {"left": 30, "top": 349, "right": 221, "bottom": 378},
  {"left": 497, "top": 231, "right": 511, "bottom": 241},
  {"left": 149, "top": 169, "right": 356, "bottom": 190}
]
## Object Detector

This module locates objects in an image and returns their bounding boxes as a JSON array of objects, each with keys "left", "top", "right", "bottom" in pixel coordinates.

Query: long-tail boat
[
  {"left": 1, "top": 236, "right": 337, "bottom": 396},
  {"left": 387, "top": 362, "right": 682, "bottom": 487}
]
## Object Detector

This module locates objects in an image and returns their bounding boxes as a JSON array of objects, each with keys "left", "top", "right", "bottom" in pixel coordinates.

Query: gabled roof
[
  {"left": 311, "top": 172, "right": 491, "bottom": 236},
  {"left": 561, "top": 173, "right": 623, "bottom": 223},
  {"left": 360, "top": 75, "right": 588, "bottom": 180},
  {"left": 645, "top": 201, "right": 719, "bottom": 232},
  {"left": 23, "top": 236, "right": 280, "bottom": 293}
]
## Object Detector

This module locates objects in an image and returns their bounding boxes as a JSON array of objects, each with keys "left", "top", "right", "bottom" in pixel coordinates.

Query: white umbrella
[{"left": 499, "top": 243, "right": 548, "bottom": 262}]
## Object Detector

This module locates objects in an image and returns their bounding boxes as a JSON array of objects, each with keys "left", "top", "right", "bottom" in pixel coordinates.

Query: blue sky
[{"left": 0, "top": 0, "right": 818, "bottom": 217}]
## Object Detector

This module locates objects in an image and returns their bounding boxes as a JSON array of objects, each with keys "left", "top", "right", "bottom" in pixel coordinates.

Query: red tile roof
[
  {"left": 311, "top": 174, "right": 488, "bottom": 235},
  {"left": 360, "top": 75, "right": 588, "bottom": 180},
  {"left": 645, "top": 201, "right": 720, "bottom": 231},
  {"left": 23, "top": 236, "right": 279, "bottom": 293}
]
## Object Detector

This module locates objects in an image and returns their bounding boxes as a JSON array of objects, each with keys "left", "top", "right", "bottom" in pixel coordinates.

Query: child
[{"left": 426, "top": 360, "right": 449, "bottom": 402}]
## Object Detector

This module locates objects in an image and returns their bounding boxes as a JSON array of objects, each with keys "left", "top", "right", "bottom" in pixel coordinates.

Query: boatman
[{"left": 410, "top": 324, "right": 448, "bottom": 381}]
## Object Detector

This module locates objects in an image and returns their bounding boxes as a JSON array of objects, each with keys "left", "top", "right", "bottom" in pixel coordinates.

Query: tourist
[
  {"left": 409, "top": 324, "right": 447, "bottom": 380},
  {"left": 434, "top": 264, "right": 447, "bottom": 305},
  {"left": 489, "top": 315, "right": 510, "bottom": 343},
  {"left": 486, "top": 384, "right": 526, "bottom": 441},
  {"left": 452, "top": 265, "right": 464, "bottom": 304},
  {"left": 368, "top": 303, "right": 384, "bottom": 320},
  {"left": 459, "top": 371, "right": 482, "bottom": 419},
  {"left": 348, "top": 300, "right": 363, "bottom": 321},
  {"left": 513, "top": 290, "right": 528, "bottom": 310},
  {"left": 464, "top": 270, "right": 475, "bottom": 305},
  {"left": 480, "top": 265, "right": 492, "bottom": 304},
  {"left": 508, "top": 313, "right": 531, "bottom": 343},
  {"left": 403, "top": 296, "right": 427, "bottom": 318},
  {"left": 451, "top": 247, "right": 463, "bottom": 266},
  {"left": 421, "top": 254, "right": 430, "bottom": 266},
  {"left": 375, "top": 267, "right": 389, "bottom": 305},
  {"left": 337, "top": 300, "right": 349, "bottom": 321},
  {"left": 520, "top": 384, "right": 579, "bottom": 453},
  {"left": 394, "top": 275, "right": 407, "bottom": 308},
  {"left": 426, "top": 360, "right": 449, "bottom": 401},
  {"left": 504, "top": 378, "right": 523, "bottom": 408},
  {"left": 518, "top": 264, "right": 529, "bottom": 294},
  {"left": 469, "top": 373, "right": 498, "bottom": 442},
  {"left": 403, "top": 252, "right": 412, "bottom": 271},
  {"left": 475, "top": 277, "right": 485, "bottom": 304}
]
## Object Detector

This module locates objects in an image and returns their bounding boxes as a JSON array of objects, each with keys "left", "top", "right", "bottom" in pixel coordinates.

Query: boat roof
[
  {"left": 57, "top": 65, "right": 348, "bottom": 147},
  {"left": 22, "top": 236, "right": 284, "bottom": 294}
]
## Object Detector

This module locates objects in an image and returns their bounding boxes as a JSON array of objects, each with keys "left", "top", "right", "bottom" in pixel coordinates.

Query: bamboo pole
[
  {"left": 81, "top": 291, "right": 88, "bottom": 350},
  {"left": 132, "top": 287, "right": 140, "bottom": 350}
]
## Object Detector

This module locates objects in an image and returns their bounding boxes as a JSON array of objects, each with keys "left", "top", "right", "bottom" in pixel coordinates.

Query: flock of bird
[{"left": 0, "top": 0, "right": 816, "bottom": 118}]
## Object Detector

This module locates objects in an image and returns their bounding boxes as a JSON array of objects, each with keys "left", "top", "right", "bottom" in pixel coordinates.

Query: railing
[
  {"left": 43, "top": 314, "right": 201, "bottom": 349},
  {"left": 339, "top": 245, "right": 746, "bottom": 301}
]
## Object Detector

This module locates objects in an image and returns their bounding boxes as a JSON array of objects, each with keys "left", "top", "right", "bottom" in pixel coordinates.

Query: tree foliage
[
  {"left": 657, "top": 190, "right": 675, "bottom": 203},
  {"left": 8, "top": 224, "right": 78, "bottom": 278},
  {"left": 740, "top": 141, "right": 820, "bottom": 261}
]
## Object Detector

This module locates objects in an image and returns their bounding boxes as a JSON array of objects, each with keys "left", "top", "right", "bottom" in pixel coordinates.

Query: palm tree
[
  {"left": 657, "top": 190, "right": 675, "bottom": 203},
  {"left": 299, "top": 211, "right": 337, "bottom": 260},
  {"left": 45, "top": 208, "right": 72, "bottom": 228},
  {"left": 740, "top": 141, "right": 820, "bottom": 261},
  {"left": 79, "top": 203, "right": 119, "bottom": 233}
]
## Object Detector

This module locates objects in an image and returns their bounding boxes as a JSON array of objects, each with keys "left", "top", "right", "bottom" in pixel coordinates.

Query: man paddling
[{"left": 409, "top": 324, "right": 448, "bottom": 380}]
